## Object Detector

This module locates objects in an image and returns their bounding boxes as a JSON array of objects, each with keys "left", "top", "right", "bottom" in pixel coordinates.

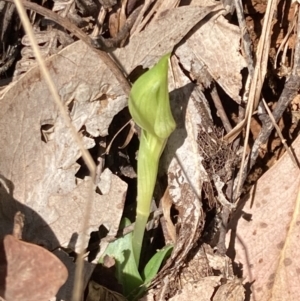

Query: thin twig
[
  {"left": 262, "top": 98, "right": 299, "bottom": 168},
  {"left": 234, "top": 0, "right": 254, "bottom": 77},
  {"left": 274, "top": 3, "right": 298, "bottom": 69},
  {"left": 210, "top": 83, "right": 232, "bottom": 133}
]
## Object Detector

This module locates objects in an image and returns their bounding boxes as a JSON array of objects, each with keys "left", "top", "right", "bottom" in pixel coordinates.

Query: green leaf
[
  {"left": 100, "top": 218, "right": 143, "bottom": 298},
  {"left": 129, "top": 245, "right": 173, "bottom": 301},
  {"left": 142, "top": 245, "right": 173, "bottom": 284}
]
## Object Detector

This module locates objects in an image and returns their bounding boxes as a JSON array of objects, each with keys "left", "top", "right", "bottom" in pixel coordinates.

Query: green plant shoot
[{"left": 128, "top": 54, "right": 176, "bottom": 265}]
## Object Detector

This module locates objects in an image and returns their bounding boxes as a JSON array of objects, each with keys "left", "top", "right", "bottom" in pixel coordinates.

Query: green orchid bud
[{"left": 129, "top": 54, "right": 176, "bottom": 139}]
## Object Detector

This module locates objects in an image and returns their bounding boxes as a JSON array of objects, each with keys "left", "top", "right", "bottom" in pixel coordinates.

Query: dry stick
[
  {"left": 3, "top": 0, "right": 131, "bottom": 96},
  {"left": 234, "top": 0, "right": 254, "bottom": 77},
  {"left": 262, "top": 98, "right": 299, "bottom": 168},
  {"left": 210, "top": 83, "right": 232, "bottom": 134},
  {"left": 235, "top": 7, "right": 300, "bottom": 197}
]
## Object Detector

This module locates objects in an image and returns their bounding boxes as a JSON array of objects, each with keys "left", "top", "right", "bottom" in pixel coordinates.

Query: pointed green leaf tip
[{"left": 128, "top": 54, "right": 176, "bottom": 139}]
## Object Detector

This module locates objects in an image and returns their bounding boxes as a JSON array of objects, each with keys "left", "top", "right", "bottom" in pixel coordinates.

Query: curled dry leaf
[
  {"left": 0, "top": 235, "right": 68, "bottom": 301},
  {"left": 0, "top": 42, "right": 128, "bottom": 253},
  {"left": 227, "top": 135, "right": 300, "bottom": 300},
  {"left": 149, "top": 58, "right": 209, "bottom": 298}
]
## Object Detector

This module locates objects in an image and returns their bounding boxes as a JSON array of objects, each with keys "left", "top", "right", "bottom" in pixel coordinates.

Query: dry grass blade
[
  {"left": 12, "top": 0, "right": 96, "bottom": 299},
  {"left": 228, "top": 0, "right": 279, "bottom": 199},
  {"left": 234, "top": 4, "right": 300, "bottom": 199},
  {"left": 105, "top": 120, "right": 134, "bottom": 154},
  {"left": 274, "top": 5, "right": 298, "bottom": 70}
]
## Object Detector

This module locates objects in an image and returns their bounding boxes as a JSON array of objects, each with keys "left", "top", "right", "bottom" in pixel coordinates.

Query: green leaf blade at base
[
  {"left": 142, "top": 245, "right": 173, "bottom": 285},
  {"left": 99, "top": 218, "right": 143, "bottom": 298}
]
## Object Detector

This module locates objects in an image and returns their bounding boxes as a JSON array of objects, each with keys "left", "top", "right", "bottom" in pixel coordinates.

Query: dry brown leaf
[
  {"left": 0, "top": 235, "right": 68, "bottom": 301},
  {"left": 176, "top": 13, "right": 246, "bottom": 102},
  {"left": 0, "top": 26, "right": 128, "bottom": 301},
  {"left": 48, "top": 174, "right": 127, "bottom": 250},
  {"left": 0, "top": 38, "right": 128, "bottom": 251},
  {"left": 227, "top": 135, "right": 300, "bottom": 300},
  {"left": 115, "top": 4, "right": 223, "bottom": 73}
]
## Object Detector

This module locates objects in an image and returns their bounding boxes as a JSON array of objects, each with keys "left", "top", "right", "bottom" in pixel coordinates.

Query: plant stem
[{"left": 132, "top": 130, "right": 166, "bottom": 265}]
